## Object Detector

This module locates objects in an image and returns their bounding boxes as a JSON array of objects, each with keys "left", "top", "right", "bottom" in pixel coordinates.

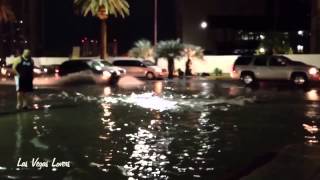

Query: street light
[
  {"left": 297, "top": 45, "right": 304, "bottom": 53},
  {"left": 298, "top": 30, "right": 304, "bottom": 36},
  {"left": 259, "top": 47, "right": 266, "bottom": 54},
  {"left": 200, "top": 21, "right": 208, "bottom": 29},
  {"left": 259, "top": 34, "right": 265, "bottom": 40}
]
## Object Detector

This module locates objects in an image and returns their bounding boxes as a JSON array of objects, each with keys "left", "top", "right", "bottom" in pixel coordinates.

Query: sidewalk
[{"left": 241, "top": 144, "right": 320, "bottom": 180}]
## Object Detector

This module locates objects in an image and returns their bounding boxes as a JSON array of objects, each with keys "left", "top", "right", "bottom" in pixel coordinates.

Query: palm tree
[
  {"left": 74, "top": 0, "right": 129, "bottom": 59},
  {"left": 183, "top": 44, "right": 204, "bottom": 59},
  {"left": 156, "top": 39, "right": 184, "bottom": 79},
  {"left": 0, "top": 0, "right": 15, "bottom": 23},
  {"left": 0, "top": 0, "right": 15, "bottom": 63},
  {"left": 128, "top": 39, "right": 153, "bottom": 60}
]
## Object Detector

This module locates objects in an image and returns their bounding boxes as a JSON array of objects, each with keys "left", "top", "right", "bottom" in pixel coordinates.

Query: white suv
[
  {"left": 109, "top": 57, "right": 167, "bottom": 79},
  {"left": 231, "top": 55, "right": 319, "bottom": 86}
]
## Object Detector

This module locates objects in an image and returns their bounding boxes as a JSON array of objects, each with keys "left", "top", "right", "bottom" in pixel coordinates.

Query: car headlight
[
  {"left": 309, "top": 67, "right": 319, "bottom": 75},
  {"left": 95, "top": 65, "right": 103, "bottom": 71},
  {"left": 102, "top": 71, "right": 111, "bottom": 79},
  {"left": 33, "top": 68, "right": 42, "bottom": 74}
]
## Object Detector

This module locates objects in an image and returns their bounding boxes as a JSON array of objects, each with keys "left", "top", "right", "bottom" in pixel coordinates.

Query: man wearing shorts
[{"left": 12, "top": 49, "right": 34, "bottom": 110}]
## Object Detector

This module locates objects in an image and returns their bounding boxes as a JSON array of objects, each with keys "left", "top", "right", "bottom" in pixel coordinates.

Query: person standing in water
[
  {"left": 12, "top": 49, "right": 34, "bottom": 110},
  {"left": 185, "top": 58, "right": 193, "bottom": 76}
]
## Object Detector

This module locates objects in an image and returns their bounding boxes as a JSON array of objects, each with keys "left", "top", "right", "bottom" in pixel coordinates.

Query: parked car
[
  {"left": 62, "top": 58, "right": 126, "bottom": 77},
  {"left": 0, "top": 64, "right": 44, "bottom": 78},
  {"left": 109, "top": 57, "right": 167, "bottom": 79},
  {"left": 97, "top": 59, "right": 126, "bottom": 76},
  {"left": 58, "top": 59, "right": 120, "bottom": 84},
  {"left": 231, "top": 55, "right": 320, "bottom": 86}
]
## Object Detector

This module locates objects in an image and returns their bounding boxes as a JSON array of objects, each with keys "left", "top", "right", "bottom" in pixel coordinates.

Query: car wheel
[
  {"left": 291, "top": 74, "right": 308, "bottom": 86},
  {"left": 241, "top": 73, "right": 255, "bottom": 86},
  {"left": 146, "top": 72, "right": 155, "bottom": 80},
  {"left": 109, "top": 72, "right": 119, "bottom": 85}
]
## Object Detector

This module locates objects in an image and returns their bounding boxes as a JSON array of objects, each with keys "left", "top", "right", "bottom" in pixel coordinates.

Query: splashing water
[
  {"left": 0, "top": 72, "right": 113, "bottom": 87},
  {"left": 99, "top": 92, "right": 256, "bottom": 112},
  {"left": 120, "top": 93, "right": 178, "bottom": 112},
  {"left": 117, "top": 76, "right": 145, "bottom": 89}
]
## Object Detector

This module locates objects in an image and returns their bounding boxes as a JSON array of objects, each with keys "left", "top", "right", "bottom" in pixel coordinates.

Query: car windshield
[
  {"left": 287, "top": 60, "right": 307, "bottom": 66},
  {"left": 143, "top": 60, "right": 155, "bottom": 66},
  {"left": 276, "top": 56, "right": 307, "bottom": 66},
  {"left": 88, "top": 61, "right": 104, "bottom": 70},
  {"left": 100, "top": 61, "right": 113, "bottom": 66}
]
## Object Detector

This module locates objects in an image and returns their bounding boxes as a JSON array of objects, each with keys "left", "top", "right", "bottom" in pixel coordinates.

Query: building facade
[{"left": 176, "top": 0, "right": 311, "bottom": 55}]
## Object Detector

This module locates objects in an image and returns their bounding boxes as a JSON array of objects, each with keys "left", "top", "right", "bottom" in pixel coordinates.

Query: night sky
[
  {"left": 43, "top": 0, "right": 177, "bottom": 56},
  {"left": 24, "top": 0, "right": 310, "bottom": 56}
]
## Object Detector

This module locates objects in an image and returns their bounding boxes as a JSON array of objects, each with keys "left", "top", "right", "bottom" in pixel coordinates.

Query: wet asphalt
[{"left": 0, "top": 78, "right": 319, "bottom": 180}]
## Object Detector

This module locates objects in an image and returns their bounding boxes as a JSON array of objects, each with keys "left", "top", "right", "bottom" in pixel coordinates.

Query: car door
[
  {"left": 133, "top": 61, "right": 148, "bottom": 77},
  {"left": 64, "top": 61, "right": 79, "bottom": 75},
  {"left": 252, "top": 56, "right": 269, "bottom": 79},
  {"left": 268, "top": 56, "right": 289, "bottom": 79},
  {"left": 113, "top": 60, "right": 136, "bottom": 77}
]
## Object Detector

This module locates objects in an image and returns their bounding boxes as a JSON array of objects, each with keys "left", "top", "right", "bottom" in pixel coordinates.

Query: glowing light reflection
[
  {"left": 306, "top": 90, "right": 320, "bottom": 101},
  {"left": 123, "top": 126, "right": 171, "bottom": 179}
]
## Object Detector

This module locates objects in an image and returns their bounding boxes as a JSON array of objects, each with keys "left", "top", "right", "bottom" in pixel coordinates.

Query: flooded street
[{"left": 0, "top": 78, "right": 319, "bottom": 180}]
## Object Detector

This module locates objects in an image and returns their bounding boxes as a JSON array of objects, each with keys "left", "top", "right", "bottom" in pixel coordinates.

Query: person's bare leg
[
  {"left": 22, "top": 92, "right": 30, "bottom": 108},
  {"left": 16, "top": 92, "right": 23, "bottom": 110}
]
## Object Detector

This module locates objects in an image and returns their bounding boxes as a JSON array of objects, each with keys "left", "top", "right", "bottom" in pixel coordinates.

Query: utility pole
[
  {"left": 311, "top": 0, "right": 320, "bottom": 53},
  {"left": 154, "top": 0, "right": 158, "bottom": 46},
  {"left": 154, "top": 0, "right": 158, "bottom": 64}
]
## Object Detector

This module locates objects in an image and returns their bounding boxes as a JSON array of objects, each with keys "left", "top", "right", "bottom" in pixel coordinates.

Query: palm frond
[
  {"left": 156, "top": 39, "right": 184, "bottom": 59},
  {"left": 74, "top": 0, "right": 129, "bottom": 18},
  {"left": 184, "top": 44, "right": 204, "bottom": 59},
  {"left": 0, "top": 0, "right": 15, "bottom": 23},
  {"left": 128, "top": 39, "right": 153, "bottom": 59}
]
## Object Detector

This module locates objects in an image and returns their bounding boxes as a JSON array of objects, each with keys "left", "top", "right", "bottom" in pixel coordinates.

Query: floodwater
[{"left": 0, "top": 77, "right": 319, "bottom": 180}]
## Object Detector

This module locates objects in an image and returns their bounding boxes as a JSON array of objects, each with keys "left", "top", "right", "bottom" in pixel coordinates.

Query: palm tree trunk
[
  {"left": 168, "top": 57, "right": 174, "bottom": 79},
  {"left": 0, "top": 23, "right": 4, "bottom": 64},
  {"left": 100, "top": 19, "right": 107, "bottom": 59}
]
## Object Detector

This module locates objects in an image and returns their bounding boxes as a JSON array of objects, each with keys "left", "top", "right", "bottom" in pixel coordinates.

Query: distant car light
[
  {"left": 309, "top": 67, "right": 318, "bottom": 75},
  {"left": 1, "top": 68, "right": 7, "bottom": 75}
]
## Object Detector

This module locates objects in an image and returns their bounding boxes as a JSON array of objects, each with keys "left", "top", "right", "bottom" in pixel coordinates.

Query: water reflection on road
[
  {"left": 304, "top": 89, "right": 320, "bottom": 144},
  {"left": 0, "top": 79, "right": 319, "bottom": 179}
]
